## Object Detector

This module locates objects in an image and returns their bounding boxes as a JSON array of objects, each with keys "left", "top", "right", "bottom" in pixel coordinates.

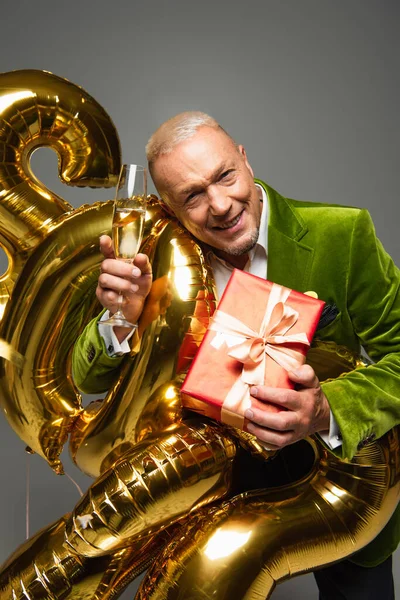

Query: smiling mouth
[{"left": 212, "top": 211, "right": 243, "bottom": 230}]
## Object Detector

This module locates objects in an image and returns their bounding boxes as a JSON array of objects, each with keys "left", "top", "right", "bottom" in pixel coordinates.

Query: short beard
[{"left": 221, "top": 227, "right": 260, "bottom": 256}]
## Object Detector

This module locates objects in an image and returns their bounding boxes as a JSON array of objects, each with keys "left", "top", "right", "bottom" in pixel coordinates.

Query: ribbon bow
[{"left": 209, "top": 283, "right": 310, "bottom": 428}]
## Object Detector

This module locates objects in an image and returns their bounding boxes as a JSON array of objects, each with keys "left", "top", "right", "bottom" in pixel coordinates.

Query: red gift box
[{"left": 181, "top": 269, "right": 325, "bottom": 430}]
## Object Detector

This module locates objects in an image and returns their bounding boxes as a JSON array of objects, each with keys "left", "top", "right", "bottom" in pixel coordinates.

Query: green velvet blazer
[{"left": 72, "top": 180, "right": 400, "bottom": 566}]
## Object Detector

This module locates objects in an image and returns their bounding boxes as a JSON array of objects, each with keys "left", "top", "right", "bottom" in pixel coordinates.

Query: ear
[
  {"left": 158, "top": 197, "right": 175, "bottom": 217},
  {"left": 149, "top": 161, "right": 176, "bottom": 216},
  {"left": 238, "top": 144, "right": 254, "bottom": 178}
]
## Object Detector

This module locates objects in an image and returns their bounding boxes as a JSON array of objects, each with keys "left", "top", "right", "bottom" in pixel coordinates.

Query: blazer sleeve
[
  {"left": 72, "top": 312, "right": 125, "bottom": 394},
  {"left": 321, "top": 209, "right": 400, "bottom": 459}
]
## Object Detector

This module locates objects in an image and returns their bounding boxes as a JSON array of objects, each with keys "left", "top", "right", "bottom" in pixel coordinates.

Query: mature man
[{"left": 73, "top": 112, "right": 400, "bottom": 599}]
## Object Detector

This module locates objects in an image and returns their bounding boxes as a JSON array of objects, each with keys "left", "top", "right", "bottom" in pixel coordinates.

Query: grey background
[{"left": 0, "top": 0, "right": 398, "bottom": 597}]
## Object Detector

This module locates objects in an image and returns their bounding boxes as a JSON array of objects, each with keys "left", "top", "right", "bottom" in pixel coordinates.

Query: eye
[
  {"left": 185, "top": 191, "right": 199, "bottom": 205},
  {"left": 219, "top": 169, "right": 234, "bottom": 181}
]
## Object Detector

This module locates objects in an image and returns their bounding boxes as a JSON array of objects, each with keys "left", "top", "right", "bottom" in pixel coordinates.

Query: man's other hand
[
  {"left": 244, "top": 364, "right": 331, "bottom": 450},
  {"left": 96, "top": 235, "right": 153, "bottom": 341}
]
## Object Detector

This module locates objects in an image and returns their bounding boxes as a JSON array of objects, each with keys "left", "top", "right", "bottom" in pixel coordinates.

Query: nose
[{"left": 207, "top": 185, "right": 232, "bottom": 216}]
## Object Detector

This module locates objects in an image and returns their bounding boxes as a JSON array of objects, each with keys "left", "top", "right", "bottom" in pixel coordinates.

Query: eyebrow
[{"left": 179, "top": 163, "right": 231, "bottom": 197}]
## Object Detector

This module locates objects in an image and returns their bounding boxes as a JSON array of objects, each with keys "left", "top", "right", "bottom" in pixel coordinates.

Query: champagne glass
[{"left": 101, "top": 164, "right": 147, "bottom": 329}]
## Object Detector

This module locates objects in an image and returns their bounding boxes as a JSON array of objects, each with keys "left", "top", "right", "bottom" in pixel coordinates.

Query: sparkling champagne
[{"left": 113, "top": 204, "right": 146, "bottom": 259}]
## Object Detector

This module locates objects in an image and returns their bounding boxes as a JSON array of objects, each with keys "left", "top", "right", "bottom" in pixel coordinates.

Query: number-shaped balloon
[
  {"left": 0, "top": 70, "right": 398, "bottom": 600},
  {"left": 0, "top": 69, "right": 121, "bottom": 473}
]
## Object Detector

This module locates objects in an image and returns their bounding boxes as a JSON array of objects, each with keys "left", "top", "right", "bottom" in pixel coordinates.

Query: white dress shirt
[{"left": 98, "top": 310, "right": 136, "bottom": 356}]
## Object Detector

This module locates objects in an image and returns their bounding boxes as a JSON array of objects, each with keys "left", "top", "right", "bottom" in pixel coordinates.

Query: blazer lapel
[
  {"left": 267, "top": 227, "right": 314, "bottom": 292},
  {"left": 256, "top": 180, "right": 314, "bottom": 293}
]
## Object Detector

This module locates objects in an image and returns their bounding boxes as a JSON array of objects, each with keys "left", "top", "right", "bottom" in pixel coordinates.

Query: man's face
[{"left": 151, "top": 126, "right": 262, "bottom": 261}]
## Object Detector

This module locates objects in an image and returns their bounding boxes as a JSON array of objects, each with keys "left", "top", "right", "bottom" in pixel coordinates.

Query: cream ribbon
[{"left": 209, "top": 284, "right": 310, "bottom": 428}]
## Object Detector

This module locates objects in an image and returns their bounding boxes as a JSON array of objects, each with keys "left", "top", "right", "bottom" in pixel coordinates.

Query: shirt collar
[{"left": 251, "top": 182, "right": 268, "bottom": 257}]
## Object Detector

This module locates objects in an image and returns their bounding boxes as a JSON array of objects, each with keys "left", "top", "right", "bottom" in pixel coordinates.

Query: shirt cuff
[
  {"left": 98, "top": 310, "right": 136, "bottom": 356},
  {"left": 319, "top": 410, "right": 343, "bottom": 450}
]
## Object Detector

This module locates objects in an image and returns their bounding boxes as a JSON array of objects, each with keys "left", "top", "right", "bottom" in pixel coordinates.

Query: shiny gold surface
[
  {"left": 0, "top": 69, "right": 121, "bottom": 472},
  {"left": 0, "top": 71, "right": 399, "bottom": 600},
  {"left": 0, "top": 513, "right": 175, "bottom": 599},
  {"left": 307, "top": 339, "right": 369, "bottom": 381},
  {"left": 66, "top": 420, "right": 236, "bottom": 557},
  {"left": 69, "top": 212, "right": 219, "bottom": 477},
  {"left": 1, "top": 419, "right": 398, "bottom": 599},
  {"left": 2, "top": 337, "right": 399, "bottom": 599},
  {"left": 138, "top": 427, "right": 400, "bottom": 599},
  {"left": 0, "top": 338, "right": 24, "bottom": 369}
]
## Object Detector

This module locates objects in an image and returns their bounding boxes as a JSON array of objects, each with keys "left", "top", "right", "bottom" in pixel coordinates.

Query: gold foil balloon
[
  {"left": 137, "top": 427, "right": 400, "bottom": 599},
  {"left": 1, "top": 368, "right": 399, "bottom": 598},
  {"left": 69, "top": 212, "right": 232, "bottom": 478},
  {"left": 0, "top": 69, "right": 121, "bottom": 472},
  {"left": 0, "top": 70, "right": 399, "bottom": 600},
  {"left": 0, "top": 513, "right": 177, "bottom": 599}
]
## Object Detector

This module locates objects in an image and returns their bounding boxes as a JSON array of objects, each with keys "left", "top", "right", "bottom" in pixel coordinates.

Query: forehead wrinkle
[
  {"left": 154, "top": 127, "right": 242, "bottom": 202},
  {"left": 177, "top": 160, "right": 232, "bottom": 197}
]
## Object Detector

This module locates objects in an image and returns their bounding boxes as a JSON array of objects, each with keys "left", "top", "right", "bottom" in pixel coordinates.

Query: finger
[
  {"left": 101, "top": 258, "right": 136, "bottom": 278},
  {"left": 133, "top": 253, "right": 152, "bottom": 275},
  {"left": 100, "top": 235, "right": 115, "bottom": 259},
  {"left": 250, "top": 385, "right": 299, "bottom": 409},
  {"left": 96, "top": 286, "right": 120, "bottom": 307},
  {"left": 245, "top": 406, "right": 297, "bottom": 432},
  {"left": 98, "top": 273, "right": 138, "bottom": 295},
  {"left": 288, "top": 364, "right": 319, "bottom": 389},
  {"left": 245, "top": 422, "right": 293, "bottom": 448}
]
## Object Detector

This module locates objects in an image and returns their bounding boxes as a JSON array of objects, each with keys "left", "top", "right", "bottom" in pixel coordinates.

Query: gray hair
[{"left": 146, "top": 111, "right": 232, "bottom": 167}]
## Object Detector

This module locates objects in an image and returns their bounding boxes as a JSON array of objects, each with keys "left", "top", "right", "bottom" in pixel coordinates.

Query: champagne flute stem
[{"left": 117, "top": 292, "right": 124, "bottom": 315}]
